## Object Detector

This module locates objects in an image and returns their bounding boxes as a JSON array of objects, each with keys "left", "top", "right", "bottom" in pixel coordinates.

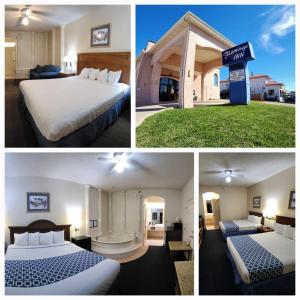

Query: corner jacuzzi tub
[{"left": 92, "top": 233, "right": 142, "bottom": 259}]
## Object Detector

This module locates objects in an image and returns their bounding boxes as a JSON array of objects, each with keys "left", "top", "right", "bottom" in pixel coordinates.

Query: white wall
[
  {"left": 5, "top": 176, "right": 86, "bottom": 245},
  {"left": 63, "top": 5, "right": 130, "bottom": 70},
  {"left": 200, "top": 186, "right": 248, "bottom": 221},
  {"left": 247, "top": 167, "right": 295, "bottom": 218}
]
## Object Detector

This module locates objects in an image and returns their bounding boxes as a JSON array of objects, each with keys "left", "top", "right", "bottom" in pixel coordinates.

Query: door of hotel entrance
[{"left": 159, "top": 77, "right": 179, "bottom": 102}]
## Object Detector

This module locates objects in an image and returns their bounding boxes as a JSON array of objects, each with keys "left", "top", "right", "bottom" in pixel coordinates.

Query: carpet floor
[
  {"left": 118, "top": 246, "right": 176, "bottom": 295},
  {"left": 5, "top": 79, "right": 131, "bottom": 147},
  {"left": 199, "top": 229, "right": 240, "bottom": 295}
]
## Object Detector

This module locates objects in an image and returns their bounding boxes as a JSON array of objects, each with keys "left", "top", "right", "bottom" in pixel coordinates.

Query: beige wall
[
  {"left": 54, "top": 27, "right": 61, "bottom": 66},
  {"left": 5, "top": 37, "right": 16, "bottom": 78},
  {"left": 247, "top": 167, "right": 295, "bottom": 218},
  {"left": 47, "top": 31, "right": 53, "bottom": 64},
  {"left": 200, "top": 186, "right": 248, "bottom": 221}
]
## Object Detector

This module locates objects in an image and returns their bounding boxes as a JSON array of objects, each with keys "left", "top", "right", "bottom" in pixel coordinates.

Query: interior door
[
  {"left": 212, "top": 199, "right": 220, "bottom": 228},
  {"left": 5, "top": 38, "right": 16, "bottom": 79}
]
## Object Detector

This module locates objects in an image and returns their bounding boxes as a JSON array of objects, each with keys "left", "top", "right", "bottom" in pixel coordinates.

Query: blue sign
[
  {"left": 222, "top": 42, "right": 255, "bottom": 105},
  {"left": 222, "top": 42, "right": 255, "bottom": 66}
]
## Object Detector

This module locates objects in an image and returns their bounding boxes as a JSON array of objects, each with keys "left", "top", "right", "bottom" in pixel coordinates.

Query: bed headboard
[
  {"left": 77, "top": 52, "right": 131, "bottom": 84},
  {"left": 276, "top": 215, "right": 295, "bottom": 227},
  {"left": 9, "top": 220, "right": 71, "bottom": 244},
  {"left": 249, "top": 211, "right": 264, "bottom": 225}
]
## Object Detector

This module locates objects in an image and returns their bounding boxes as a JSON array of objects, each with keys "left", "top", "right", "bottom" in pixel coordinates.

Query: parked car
[{"left": 284, "top": 92, "right": 295, "bottom": 103}]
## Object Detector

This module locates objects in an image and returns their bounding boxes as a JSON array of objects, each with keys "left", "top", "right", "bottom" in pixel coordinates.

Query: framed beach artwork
[
  {"left": 91, "top": 24, "right": 110, "bottom": 47},
  {"left": 288, "top": 191, "right": 295, "bottom": 209},
  {"left": 27, "top": 193, "right": 50, "bottom": 212},
  {"left": 253, "top": 196, "right": 261, "bottom": 209}
]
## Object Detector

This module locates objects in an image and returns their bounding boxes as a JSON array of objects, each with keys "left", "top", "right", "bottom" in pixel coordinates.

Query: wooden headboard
[
  {"left": 276, "top": 215, "right": 295, "bottom": 227},
  {"left": 77, "top": 52, "right": 131, "bottom": 84},
  {"left": 9, "top": 220, "right": 71, "bottom": 244},
  {"left": 249, "top": 211, "right": 264, "bottom": 225}
]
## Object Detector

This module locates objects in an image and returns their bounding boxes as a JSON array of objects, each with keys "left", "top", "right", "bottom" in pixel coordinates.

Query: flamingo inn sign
[{"left": 222, "top": 42, "right": 255, "bottom": 104}]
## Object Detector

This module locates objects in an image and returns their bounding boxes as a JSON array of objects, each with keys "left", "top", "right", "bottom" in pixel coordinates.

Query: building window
[
  {"left": 268, "top": 89, "right": 274, "bottom": 96},
  {"left": 213, "top": 73, "right": 218, "bottom": 87}
]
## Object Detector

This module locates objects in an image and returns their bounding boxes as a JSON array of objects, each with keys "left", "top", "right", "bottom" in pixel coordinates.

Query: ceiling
[
  {"left": 199, "top": 153, "right": 295, "bottom": 187},
  {"left": 6, "top": 153, "right": 194, "bottom": 190},
  {"left": 5, "top": 5, "right": 97, "bottom": 32},
  {"left": 195, "top": 48, "right": 220, "bottom": 63}
]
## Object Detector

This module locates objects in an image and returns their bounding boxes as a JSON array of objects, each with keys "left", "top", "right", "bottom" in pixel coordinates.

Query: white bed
[
  {"left": 5, "top": 241, "right": 120, "bottom": 295},
  {"left": 227, "top": 231, "right": 295, "bottom": 284},
  {"left": 19, "top": 76, "right": 130, "bottom": 141},
  {"left": 219, "top": 219, "right": 261, "bottom": 233}
]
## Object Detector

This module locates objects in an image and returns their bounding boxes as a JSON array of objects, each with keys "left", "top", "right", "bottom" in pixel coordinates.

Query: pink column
[{"left": 150, "top": 63, "right": 161, "bottom": 104}]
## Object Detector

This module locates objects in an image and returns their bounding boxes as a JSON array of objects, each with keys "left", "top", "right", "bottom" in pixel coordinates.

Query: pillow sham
[
  {"left": 97, "top": 69, "right": 108, "bottom": 83},
  {"left": 28, "top": 232, "right": 39, "bottom": 246},
  {"left": 14, "top": 232, "right": 28, "bottom": 246},
  {"left": 108, "top": 70, "right": 122, "bottom": 84},
  {"left": 88, "top": 68, "right": 99, "bottom": 80},
  {"left": 248, "top": 215, "right": 255, "bottom": 223},
  {"left": 52, "top": 230, "right": 64, "bottom": 244},
  {"left": 39, "top": 231, "right": 53, "bottom": 245},
  {"left": 79, "top": 68, "right": 91, "bottom": 79},
  {"left": 282, "top": 225, "right": 294, "bottom": 240},
  {"left": 274, "top": 223, "right": 285, "bottom": 235}
]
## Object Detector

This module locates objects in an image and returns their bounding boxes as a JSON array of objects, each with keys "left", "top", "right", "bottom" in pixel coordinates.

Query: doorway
[
  {"left": 202, "top": 192, "right": 220, "bottom": 230},
  {"left": 5, "top": 38, "right": 17, "bottom": 79},
  {"left": 159, "top": 77, "right": 179, "bottom": 102},
  {"left": 144, "top": 196, "right": 165, "bottom": 246}
]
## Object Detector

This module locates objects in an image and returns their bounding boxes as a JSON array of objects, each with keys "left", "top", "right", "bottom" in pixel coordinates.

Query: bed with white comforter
[
  {"left": 19, "top": 76, "right": 130, "bottom": 142},
  {"left": 5, "top": 241, "right": 120, "bottom": 295}
]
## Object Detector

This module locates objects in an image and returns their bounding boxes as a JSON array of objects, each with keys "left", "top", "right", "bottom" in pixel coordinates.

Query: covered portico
[{"left": 136, "top": 12, "right": 235, "bottom": 108}]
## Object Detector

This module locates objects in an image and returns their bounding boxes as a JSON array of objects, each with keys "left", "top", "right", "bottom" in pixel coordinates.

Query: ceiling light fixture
[
  {"left": 21, "top": 17, "right": 29, "bottom": 26},
  {"left": 21, "top": 7, "right": 31, "bottom": 16},
  {"left": 113, "top": 153, "right": 128, "bottom": 174},
  {"left": 224, "top": 170, "right": 232, "bottom": 183},
  {"left": 225, "top": 176, "right": 232, "bottom": 183}
]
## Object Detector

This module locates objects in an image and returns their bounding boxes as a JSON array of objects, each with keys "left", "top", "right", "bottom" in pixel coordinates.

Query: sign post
[{"left": 222, "top": 42, "right": 255, "bottom": 104}]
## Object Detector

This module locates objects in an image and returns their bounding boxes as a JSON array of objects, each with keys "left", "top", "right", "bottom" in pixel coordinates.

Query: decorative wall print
[
  {"left": 91, "top": 24, "right": 110, "bottom": 47},
  {"left": 252, "top": 196, "right": 261, "bottom": 209},
  {"left": 27, "top": 193, "right": 50, "bottom": 212},
  {"left": 93, "top": 220, "right": 98, "bottom": 227},
  {"left": 89, "top": 220, "right": 94, "bottom": 228},
  {"left": 288, "top": 191, "right": 295, "bottom": 209}
]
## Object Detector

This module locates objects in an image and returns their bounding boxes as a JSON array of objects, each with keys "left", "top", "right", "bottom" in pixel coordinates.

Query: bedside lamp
[{"left": 73, "top": 218, "right": 81, "bottom": 237}]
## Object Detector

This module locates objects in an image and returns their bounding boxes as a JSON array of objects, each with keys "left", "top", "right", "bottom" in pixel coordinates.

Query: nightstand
[
  {"left": 58, "top": 72, "right": 76, "bottom": 78},
  {"left": 257, "top": 226, "right": 274, "bottom": 233},
  {"left": 71, "top": 236, "right": 91, "bottom": 251}
]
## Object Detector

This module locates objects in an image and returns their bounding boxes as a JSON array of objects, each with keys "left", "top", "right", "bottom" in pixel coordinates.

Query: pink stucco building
[{"left": 136, "top": 12, "right": 235, "bottom": 108}]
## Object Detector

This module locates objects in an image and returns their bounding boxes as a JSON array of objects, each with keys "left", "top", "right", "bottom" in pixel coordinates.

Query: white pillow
[
  {"left": 282, "top": 225, "right": 294, "bottom": 240},
  {"left": 274, "top": 223, "right": 285, "bottom": 235},
  {"left": 28, "top": 232, "right": 39, "bottom": 246},
  {"left": 39, "top": 231, "right": 53, "bottom": 245},
  {"left": 79, "top": 68, "right": 91, "bottom": 79},
  {"left": 88, "top": 68, "right": 99, "bottom": 80},
  {"left": 248, "top": 215, "right": 255, "bottom": 223},
  {"left": 254, "top": 216, "right": 262, "bottom": 224},
  {"left": 97, "top": 69, "right": 108, "bottom": 82},
  {"left": 14, "top": 232, "right": 28, "bottom": 246},
  {"left": 108, "top": 70, "right": 122, "bottom": 84},
  {"left": 52, "top": 230, "right": 64, "bottom": 244}
]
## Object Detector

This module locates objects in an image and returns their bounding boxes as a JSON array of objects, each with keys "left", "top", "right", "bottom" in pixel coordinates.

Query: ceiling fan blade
[
  {"left": 201, "top": 170, "right": 223, "bottom": 174},
  {"left": 97, "top": 156, "right": 113, "bottom": 162},
  {"left": 5, "top": 6, "right": 20, "bottom": 12},
  {"left": 31, "top": 10, "right": 54, "bottom": 17},
  {"left": 28, "top": 15, "right": 41, "bottom": 21},
  {"left": 232, "top": 174, "right": 244, "bottom": 178},
  {"left": 130, "top": 159, "right": 152, "bottom": 174}
]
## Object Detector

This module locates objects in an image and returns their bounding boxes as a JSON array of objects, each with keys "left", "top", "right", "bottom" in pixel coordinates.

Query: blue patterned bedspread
[
  {"left": 5, "top": 250, "right": 105, "bottom": 288},
  {"left": 222, "top": 221, "right": 239, "bottom": 232},
  {"left": 230, "top": 235, "right": 283, "bottom": 283}
]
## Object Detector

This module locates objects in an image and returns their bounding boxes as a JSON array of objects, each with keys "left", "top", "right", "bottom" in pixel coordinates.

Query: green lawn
[{"left": 136, "top": 102, "right": 295, "bottom": 148}]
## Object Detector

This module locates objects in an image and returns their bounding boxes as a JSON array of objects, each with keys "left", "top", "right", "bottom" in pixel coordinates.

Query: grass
[{"left": 136, "top": 101, "right": 295, "bottom": 148}]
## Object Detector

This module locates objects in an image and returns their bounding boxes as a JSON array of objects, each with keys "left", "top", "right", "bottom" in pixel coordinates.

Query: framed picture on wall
[
  {"left": 93, "top": 220, "right": 98, "bottom": 227},
  {"left": 89, "top": 220, "right": 94, "bottom": 228},
  {"left": 253, "top": 196, "right": 261, "bottom": 209},
  {"left": 288, "top": 191, "right": 295, "bottom": 209},
  {"left": 27, "top": 193, "right": 50, "bottom": 212},
  {"left": 91, "top": 24, "right": 110, "bottom": 47}
]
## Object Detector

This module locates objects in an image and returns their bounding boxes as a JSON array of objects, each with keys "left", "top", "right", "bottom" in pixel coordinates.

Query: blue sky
[{"left": 136, "top": 5, "right": 295, "bottom": 90}]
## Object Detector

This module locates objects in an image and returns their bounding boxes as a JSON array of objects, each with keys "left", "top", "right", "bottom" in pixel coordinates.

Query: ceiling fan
[
  {"left": 201, "top": 168, "right": 244, "bottom": 183},
  {"left": 5, "top": 5, "right": 52, "bottom": 26},
  {"left": 97, "top": 153, "right": 150, "bottom": 174}
]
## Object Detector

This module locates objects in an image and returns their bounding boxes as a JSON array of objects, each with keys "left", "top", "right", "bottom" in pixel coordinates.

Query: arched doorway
[
  {"left": 159, "top": 77, "right": 179, "bottom": 102},
  {"left": 202, "top": 192, "right": 220, "bottom": 230},
  {"left": 143, "top": 196, "right": 165, "bottom": 246}
]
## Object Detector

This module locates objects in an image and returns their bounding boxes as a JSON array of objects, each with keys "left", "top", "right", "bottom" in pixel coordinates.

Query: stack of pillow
[
  {"left": 14, "top": 231, "right": 65, "bottom": 246},
  {"left": 248, "top": 214, "right": 262, "bottom": 225},
  {"left": 79, "top": 67, "right": 122, "bottom": 84},
  {"left": 274, "top": 223, "right": 295, "bottom": 240}
]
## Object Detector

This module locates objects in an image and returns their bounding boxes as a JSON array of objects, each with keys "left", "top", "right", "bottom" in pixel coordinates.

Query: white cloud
[{"left": 259, "top": 6, "right": 295, "bottom": 54}]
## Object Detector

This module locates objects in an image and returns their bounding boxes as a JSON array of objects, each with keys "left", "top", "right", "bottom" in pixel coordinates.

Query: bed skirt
[
  {"left": 20, "top": 93, "right": 130, "bottom": 147},
  {"left": 222, "top": 229, "right": 257, "bottom": 240},
  {"left": 227, "top": 249, "right": 295, "bottom": 295}
]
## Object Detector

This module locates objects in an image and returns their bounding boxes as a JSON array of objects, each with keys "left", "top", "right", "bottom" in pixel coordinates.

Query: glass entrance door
[{"left": 159, "top": 77, "right": 179, "bottom": 102}]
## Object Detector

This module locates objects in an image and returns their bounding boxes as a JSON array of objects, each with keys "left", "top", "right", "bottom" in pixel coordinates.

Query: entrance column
[
  {"left": 150, "top": 63, "right": 161, "bottom": 104},
  {"left": 179, "top": 32, "right": 196, "bottom": 108}
]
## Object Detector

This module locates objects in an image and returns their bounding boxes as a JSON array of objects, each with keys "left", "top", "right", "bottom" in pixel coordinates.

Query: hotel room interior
[
  {"left": 199, "top": 153, "right": 295, "bottom": 295},
  {"left": 5, "top": 152, "right": 194, "bottom": 295},
  {"left": 5, "top": 5, "right": 131, "bottom": 147}
]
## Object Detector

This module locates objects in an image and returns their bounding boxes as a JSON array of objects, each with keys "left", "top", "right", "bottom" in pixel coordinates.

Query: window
[
  {"left": 213, "top": 73, "right": 218, "bottom": 87},
  {"left": 268, "top": 89, "right": 274, "bottom": 96}
]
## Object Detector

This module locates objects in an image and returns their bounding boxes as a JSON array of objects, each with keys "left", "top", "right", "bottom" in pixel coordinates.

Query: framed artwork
[
  {"left": 91, "top": 24, "right": 110, "bottom": 47},
  {"left": 253, "top": 196, "right": 261, "bottom": 209},
  {"left": 89, "top": 220, "right": 94, "bottom": 228},
  {"left": 288, "top": 191, "right": 295, "bottom": 209},
  {"left": 27, "top": 193, "right": 50, "bottom": 212},
  {"left": 93, "top": 220, "right": 98, "bottom": 227}
]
